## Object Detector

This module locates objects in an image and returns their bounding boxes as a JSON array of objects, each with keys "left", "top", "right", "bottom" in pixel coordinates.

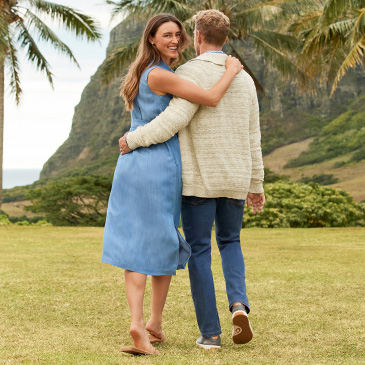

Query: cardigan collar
[{"left": 193, "top": 52, "right": 227, "bottom": 66}]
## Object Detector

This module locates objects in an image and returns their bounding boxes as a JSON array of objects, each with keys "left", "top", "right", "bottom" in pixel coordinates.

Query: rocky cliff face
[
  {"left": 40, "top": 19, "right": 365, "bottom": 179},
  {"left": 40, "top": 19, "right": 145, "bottom": 179}
]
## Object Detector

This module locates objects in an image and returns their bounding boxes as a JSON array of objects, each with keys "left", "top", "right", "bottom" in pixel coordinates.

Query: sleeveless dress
[{"left": 102, "top": 60, "right": 191, "bottom": 276}]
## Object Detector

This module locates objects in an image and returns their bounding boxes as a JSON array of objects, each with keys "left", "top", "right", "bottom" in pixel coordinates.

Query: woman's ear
[{"left": 149, "top": 36, "right": 154, "bottom": 45}]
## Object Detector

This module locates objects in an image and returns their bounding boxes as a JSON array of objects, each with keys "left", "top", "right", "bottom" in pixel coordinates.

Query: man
[{"left": 120, "top": 9, "right": 265, "bottom": 349}]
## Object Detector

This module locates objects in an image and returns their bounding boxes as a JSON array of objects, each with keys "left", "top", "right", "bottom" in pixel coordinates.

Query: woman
[{"left": 102, "top": 13, "right": 242, "bottom": 356}]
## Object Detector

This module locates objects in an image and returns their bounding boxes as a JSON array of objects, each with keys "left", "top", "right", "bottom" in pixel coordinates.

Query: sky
[{"left": 4, "top": 1, "right": 123, "bottom": 169}]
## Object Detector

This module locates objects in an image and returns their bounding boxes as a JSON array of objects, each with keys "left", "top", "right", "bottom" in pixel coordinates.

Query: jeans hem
[
  {"left": 229, "top": 299, "right": 250, "bottom": 314},
  {"left": 201, "top": 331, "right": 222, "bottom": 338}
]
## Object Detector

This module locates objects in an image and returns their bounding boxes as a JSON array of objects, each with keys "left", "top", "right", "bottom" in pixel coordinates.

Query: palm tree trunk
[{"left": 0, "top": 59, "right": 4, "bottom": 211}]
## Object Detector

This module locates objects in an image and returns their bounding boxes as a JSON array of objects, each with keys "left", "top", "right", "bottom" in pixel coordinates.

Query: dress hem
[{"left": 101, "top": 257, "right": 177, "bottom": 276}]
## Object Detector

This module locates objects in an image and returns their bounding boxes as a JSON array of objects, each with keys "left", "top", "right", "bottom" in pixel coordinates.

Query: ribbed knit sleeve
[
  {"left": 248, "top": 80, "right": 264, "bottom": 193},
  {"left": 126, "top": 73, "right": 199, "bottom": 150}
]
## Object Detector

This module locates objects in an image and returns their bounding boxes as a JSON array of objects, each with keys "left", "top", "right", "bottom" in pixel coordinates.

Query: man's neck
[{"left": 199, "top": 43, "right": 223, "bottom": 55}]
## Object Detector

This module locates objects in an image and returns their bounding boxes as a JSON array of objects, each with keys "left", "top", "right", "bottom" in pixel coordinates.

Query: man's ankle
[{"left": 231, "top": 302, "right": 248, "bottom": 314}]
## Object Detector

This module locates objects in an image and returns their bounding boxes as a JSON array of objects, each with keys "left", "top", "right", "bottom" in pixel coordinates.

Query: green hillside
[
  {"left": 260, "top": 110, "right": 326, "bottom": 155},
  {"left": 285, "top": 95, "right": 365, "bottom": 168},
  {"left": 264, "top": 142, "right": 365, "bottom": 203}
]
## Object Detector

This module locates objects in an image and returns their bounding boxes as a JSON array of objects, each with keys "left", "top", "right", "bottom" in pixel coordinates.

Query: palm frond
[
  {"left": 277, "top": 0, "right": 323, "bottom": 15},
  {"left": 241, "top": 2, "right": 283, "bottom": 18},
  {"left": 329, "top": 17, "right": 356, "bottom": 36},
  {"left": 295, "top": 0, "right": 365, "bottom": 94},
  {"left": 287, "top": 11, "right": 323, "bottom": 34},
  {"left": 101, "top": 40, "right": 140, "bottom": 84},
  {"left": 296, "top": 21, "right": 350, "bottom": 81},
  {"left": 301, "top": 22, "right": 340, "bottom": 56},
  {"left": 5, "top": 36, "right": 22, "bottom": 104},
  {"left": 106, "top": 0, "right": 195, "bottom": 21},
  {"left": 105, "top": 0, "right": 145, "bottom": 18},
  {"left": 331, "top": 35, "right": 365, "bottom": 94},
  {"left": 234, "top": 0, "right": 320, "bottom": 24},
  {"left": 24, "top": 9, "right": 79, "bottom": 67},
  {"left": 303, "top": 18, "right": 354, "bottom": 56},
  {"left": 320, "top": 0, "right": 365, "bottom": 24},
  {"left": 15, "top": 19, "right": 53, "bottom": 86},
  {"left": 324, "top": 40, "right": 348, "bottom": 85},
  {"left": 233, "top": 2, "right": 283, "bottom": 34},
  {"left": 29, "top": 0, "right": 102, "bottom": 41},
  {"left": 256, "top": 30, "right": 300, "bottom": 53},
  {"left": 250, "top": 31, "right": 310, "bottom": 89},
  {"left": 231, "top": 0, "right": 321, "bottom": 36},
  {"left": 350, "top": 7, "right": 365, "bottom": 43}
]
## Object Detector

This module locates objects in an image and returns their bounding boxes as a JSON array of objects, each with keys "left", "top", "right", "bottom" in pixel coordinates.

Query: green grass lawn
[{"left": 0, "top": 227, "right": 364, "bottom": 364}]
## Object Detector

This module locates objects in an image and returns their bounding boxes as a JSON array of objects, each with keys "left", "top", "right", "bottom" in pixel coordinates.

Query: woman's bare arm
[{"left": 148, "top": 56, "right": 243, "bottom": 107}]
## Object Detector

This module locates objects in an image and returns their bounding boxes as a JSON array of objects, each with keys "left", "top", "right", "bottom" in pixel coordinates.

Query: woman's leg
[
  {"left": 124, "top": 269, "right": 154, "bottom": 351},
  {"left": 146, "top": 275, "right": 172, "bottom": 338}
]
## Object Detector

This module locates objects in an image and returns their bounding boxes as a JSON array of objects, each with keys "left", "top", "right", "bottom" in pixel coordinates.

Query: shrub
[
  {"left": 31, "top": 220, "right": 53, "bottom": 227},
  {"left": 25, "top": 175, "right": 112, "bottom": 226},
  {"left": 15, "top": 220, "right": 30, "bottom": 226},
  {"left": 350, "top": 145, "right": 365, "bottom": 163},
  {"left": 244, "top": 182, "right": 365, "bottom": 228},
  {"left": 333, "top": 161, "right": 347, "bottom": 168},
  {"left": 0, "top": 214, "right": 12, "bottom": 226},
  {"left": 8, "top": 215, "right": 45, "bottom": 224},
  {"left": 2, "top": 215, "right": 52, "bottom": 227},
  {"left": 297, "top": 174, "right": 339, "bottom": 185},
  {"left": 264, "top": 168, "right": 289, "bottom": 183}
]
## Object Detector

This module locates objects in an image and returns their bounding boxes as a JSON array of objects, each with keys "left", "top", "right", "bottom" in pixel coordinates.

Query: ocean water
[{"left": 3, "top": 169, "right": 41, "bottom": 189}]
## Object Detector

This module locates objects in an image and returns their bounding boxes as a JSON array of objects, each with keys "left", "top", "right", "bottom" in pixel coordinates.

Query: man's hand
[
  {"left": 119, "top": 132, "right": 132, "bottom": 155},
  {"left": 246, "top": 192, "right": 265, "bottom": 214}
]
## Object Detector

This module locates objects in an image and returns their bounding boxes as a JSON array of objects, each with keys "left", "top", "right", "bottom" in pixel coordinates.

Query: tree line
[{"left": 1, "top": 174, "right": 358, "bottom": 227}]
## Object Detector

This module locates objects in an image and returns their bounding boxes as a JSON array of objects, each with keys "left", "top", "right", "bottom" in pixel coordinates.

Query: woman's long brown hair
[{"left": 121, "top": 14, "right": 190, "bottom": 111}]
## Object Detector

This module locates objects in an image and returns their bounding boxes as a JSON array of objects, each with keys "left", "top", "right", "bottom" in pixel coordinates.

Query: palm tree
[
  {"left": 290, "top": 0, "right": 365, "bottom": 95},
  {"left": 102, "top": 0, "right": 319, "bottom": 93},
  {"left": 0, "top": 1, "right": 101, "bottom": 209}
]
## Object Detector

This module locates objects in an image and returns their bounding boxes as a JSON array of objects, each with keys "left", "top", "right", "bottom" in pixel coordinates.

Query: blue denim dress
[{"left": 102, "top": 60, "right": 191, "bottom": 276}]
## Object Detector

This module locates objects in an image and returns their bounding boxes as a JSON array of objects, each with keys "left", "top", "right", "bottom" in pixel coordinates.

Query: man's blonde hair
[{"left": 195, "top": 9, "right": 230, "bottom": 47}]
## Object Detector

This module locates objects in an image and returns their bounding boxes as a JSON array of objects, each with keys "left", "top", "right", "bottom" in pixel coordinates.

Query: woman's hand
[
  {"left": 225, "top": 55, "right": 243, "bottom": 74},
  {"left": 119, "top": 132, "right": 132, "bottom": 155}
]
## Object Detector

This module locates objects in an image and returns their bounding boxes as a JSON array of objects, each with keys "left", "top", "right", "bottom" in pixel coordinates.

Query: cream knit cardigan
[{"left": 126, "top": 52, "right": 264, "bottom": 200}]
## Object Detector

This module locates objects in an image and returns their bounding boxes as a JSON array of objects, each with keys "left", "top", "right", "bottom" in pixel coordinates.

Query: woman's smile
[{"left": 150, "top": 21, "right": 181, "bottom": 64}]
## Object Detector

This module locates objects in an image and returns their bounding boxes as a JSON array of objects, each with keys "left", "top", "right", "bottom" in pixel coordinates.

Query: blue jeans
[{"left": 181, "top": 196, "right": 249, "bottom": 337}]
